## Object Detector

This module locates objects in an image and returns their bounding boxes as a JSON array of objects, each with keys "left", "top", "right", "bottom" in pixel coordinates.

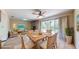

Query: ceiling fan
[{"left": 32, "top": 9, "right": 46, "bottom": 19}]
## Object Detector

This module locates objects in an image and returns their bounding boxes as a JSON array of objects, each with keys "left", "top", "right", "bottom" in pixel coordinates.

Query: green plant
[
  {"left": 27, "top": 25, "right": 33, "bottom": 30},
  {"left": 65, "top": 27, "right": 73, "bottom": 36}
]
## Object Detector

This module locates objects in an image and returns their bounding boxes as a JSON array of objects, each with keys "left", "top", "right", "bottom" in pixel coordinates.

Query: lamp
[{"left": 13, "top": 23, "right": 16, "bottom": 29}]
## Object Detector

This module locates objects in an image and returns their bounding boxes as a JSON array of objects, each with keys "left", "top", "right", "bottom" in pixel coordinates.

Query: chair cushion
[
  {"left": 38, "top": 38, "right": 47, "bottom": 49},
  {"left": 23, "top": 35, "right": 34, "bottom": 49}
]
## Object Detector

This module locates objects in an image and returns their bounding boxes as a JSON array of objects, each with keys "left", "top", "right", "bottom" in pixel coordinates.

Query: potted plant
[{"left": 65, "top": 27, "right": 73, "bottom": 44}]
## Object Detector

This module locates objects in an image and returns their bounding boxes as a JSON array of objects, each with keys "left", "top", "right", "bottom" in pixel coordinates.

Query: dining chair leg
[
  {"left": 0, "top": 40, "right": 2, "bottom": 49},
  {"left": 21, "top": 37, "right": 25, "bottom": 49},
  {"left": 55, "top": 42, "right": 57, "bottom": 49}
]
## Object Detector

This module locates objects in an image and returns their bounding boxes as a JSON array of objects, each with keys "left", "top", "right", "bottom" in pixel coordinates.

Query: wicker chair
[
  {"left": 38, "top": 37, "right": 48, "bottom": 49},
  {"left": 47, "top": 33, "right": 57, "bottom": 49},
  {"left": 2, "top": 37, "right": 22, "bottom": 49},
  {"left": 22, "top": 34, "right": 35, "bottom": 49}
]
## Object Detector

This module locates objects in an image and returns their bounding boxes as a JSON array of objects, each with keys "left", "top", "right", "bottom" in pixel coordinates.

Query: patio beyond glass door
[{"left": 41, "top": 19, "right": 59, "bottom": 33}]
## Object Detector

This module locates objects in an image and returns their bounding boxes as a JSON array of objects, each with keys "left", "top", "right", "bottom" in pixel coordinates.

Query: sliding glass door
[
  {"left": 41, "top": 21, "right": 47, "bottom": 32},
  {"left": 41, "top": 19, "right": 59, "bottom": 33},
  {"left": 50, "top": 19, "right": 59, "bottom": 33}
]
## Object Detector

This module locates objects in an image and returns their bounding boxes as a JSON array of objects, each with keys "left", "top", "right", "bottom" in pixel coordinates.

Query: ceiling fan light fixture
[
  {"left": 38, "top": 16, "right": 43, "bottom": 19},
  {"left": 23, "top": 19, "right": 28, "bottom": 20}
]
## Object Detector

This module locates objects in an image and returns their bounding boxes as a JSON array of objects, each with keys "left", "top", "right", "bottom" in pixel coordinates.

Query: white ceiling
[{"left": 6, "top": 9, "right": 71, "bottom": 21}]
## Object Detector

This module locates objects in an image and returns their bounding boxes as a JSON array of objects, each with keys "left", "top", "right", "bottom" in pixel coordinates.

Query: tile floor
[
  {"left": 57, "top": 38, "right": 75, "bottom": 49},
  {"left": 2, "top": 34, "right": 75, "bottom": 49}
]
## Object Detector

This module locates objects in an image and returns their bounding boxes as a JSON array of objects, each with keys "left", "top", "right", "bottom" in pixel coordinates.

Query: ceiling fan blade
[
  {"left": 42, "top": 11, "right": 46, "bottom": 14},
  {"left": 34, "top": 9, "right": 41, "bottom": 12},
  {"left": 42, "top": 13, "right": 46, "bottom": 16},
  {"left": 36, "top": 15, "right": 40, "bottom": 18},
  {"left": 32, "top": 12, "right": 38, "bottom": 15}
]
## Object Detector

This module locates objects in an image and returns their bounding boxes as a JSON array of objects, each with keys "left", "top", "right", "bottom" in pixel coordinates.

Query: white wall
[
  {"left": 0, "top": 10, "right": 9, "bottom": 41},
  {"left": 74, "top": 10, "right": 79, "bottom": 48}
]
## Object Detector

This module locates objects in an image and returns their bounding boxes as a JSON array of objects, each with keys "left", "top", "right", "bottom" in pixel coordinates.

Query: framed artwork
[
  {"left": 76, "top": 14, "right": 79, "bottom": 31},
  {"left": 17, "top": 24, "right": 25, "bottom": 31}
]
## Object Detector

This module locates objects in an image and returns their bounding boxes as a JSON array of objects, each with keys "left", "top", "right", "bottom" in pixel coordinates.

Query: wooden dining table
[
  {"left": 26, "top": 32, "right": 46, "bottom": 48},
  {"left": 26, "top": 32, "right": 47, "bottom": 43},
  {"left": 26, "top": 31, "right": 53, "bottom": 48}
]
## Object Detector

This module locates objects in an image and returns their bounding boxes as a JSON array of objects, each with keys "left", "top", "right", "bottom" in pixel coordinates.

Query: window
[
  {"left": 41, "top": 21, "right": 47, "bottom": 32},
  {"left": 41, "top": 19, "right": 59, "bottom": 33},
  {"left": 46, "top": 21, "right": 51, "bottom": 30},
  {"left": 50, "top": 19, "right": 59, "bottom": 33}
]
